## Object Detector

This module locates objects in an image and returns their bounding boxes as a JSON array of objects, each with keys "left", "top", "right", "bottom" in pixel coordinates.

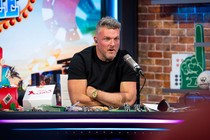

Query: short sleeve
[
  {"left": 68, "top": 54, "right": 87, "bottom": 80},
  {"left": 121, "top": 60, "right": 137, "bottom": 82}
]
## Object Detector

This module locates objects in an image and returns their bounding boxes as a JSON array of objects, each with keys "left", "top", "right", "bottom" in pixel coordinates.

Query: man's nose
[{"left": 110, "top": 39, "right": 115, "bottom": 45}]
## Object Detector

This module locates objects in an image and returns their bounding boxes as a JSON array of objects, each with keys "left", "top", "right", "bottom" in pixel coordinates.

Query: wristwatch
[{"left": 92, "top": 90, "right": 98, "bottom": 99}]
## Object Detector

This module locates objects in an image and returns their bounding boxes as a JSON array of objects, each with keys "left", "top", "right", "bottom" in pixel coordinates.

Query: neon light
[
  {"left": 113, "top": 0, "right": 118, "bottom": 20},
  {"left": 0, "top": 118, "right": 183, "bottom": 124},
  {"left": 13, "top": 127, "right": 168, "bottom": 131},
  {"left": 107, "top": 0, "right": 118, "bottom": 20}
]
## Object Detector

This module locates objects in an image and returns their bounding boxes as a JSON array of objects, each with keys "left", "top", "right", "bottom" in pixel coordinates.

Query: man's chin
[{"left": 105, "top": 56, "right": 116, "bottom": 62}]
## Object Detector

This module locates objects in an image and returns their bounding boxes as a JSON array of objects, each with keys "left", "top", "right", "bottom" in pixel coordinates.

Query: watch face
[{"left": 92, "top": 90, "right": 97, "bottom": 98}]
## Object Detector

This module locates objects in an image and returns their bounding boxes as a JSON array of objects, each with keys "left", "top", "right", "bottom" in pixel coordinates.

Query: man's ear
[{"left": 94, "top": 37, "right": 97, "bottom": 43}]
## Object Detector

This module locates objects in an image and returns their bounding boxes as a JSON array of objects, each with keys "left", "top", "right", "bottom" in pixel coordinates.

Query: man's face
[{"left": 94, "top": 27, "right": 120, "bottom": 62}]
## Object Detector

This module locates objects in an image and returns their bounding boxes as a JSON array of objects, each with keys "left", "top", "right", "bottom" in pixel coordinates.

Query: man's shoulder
[
  {"left": 119, "top": 49, "right": 128, "bottom": 54},
  {"left": 117, "top": 49, "right": 129, "bottom": 58},
  {"left": 74, "top": 46, "right": 94, "bottom": 58},
  {"left": 80, "top": 46, "right": 95, "bottom": 54}
]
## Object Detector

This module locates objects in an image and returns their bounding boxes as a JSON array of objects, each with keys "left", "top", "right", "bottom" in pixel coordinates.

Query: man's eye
[
  {"left": 104, "top": 38, "right": 110, "bottom": 41},
  {"left": 103, "top": 38, "right": 119, "bottom": 42},
  {"left": 114, "top": 38, "right": 120, "bottom": 41}
]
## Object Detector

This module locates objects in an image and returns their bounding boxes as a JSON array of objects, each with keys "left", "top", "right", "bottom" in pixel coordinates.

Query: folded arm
[
  {"left": 86, "top": 81, "right": 137, "bottom": 108},
  {"left": 68, "top": 79, "right": 103, "bottom": 106},
  {"left": 68, "top": 79, "right": 136, "bottom": 108}
]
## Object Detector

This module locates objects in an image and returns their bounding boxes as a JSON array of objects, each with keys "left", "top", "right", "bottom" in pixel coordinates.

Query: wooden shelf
[
  {"left": 163, "top": 88, "right": 210, "bottom": 94},
  {"left": 152, "top": 0, "right": 210, "bottom": 4},
  {"left": 194, "top": 42, "right": 210, "bottom": 47}
]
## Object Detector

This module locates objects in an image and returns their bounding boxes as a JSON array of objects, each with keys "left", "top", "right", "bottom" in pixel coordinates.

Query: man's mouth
[{"left": 108, "top": 49, "right": 115, "bottom": 52}]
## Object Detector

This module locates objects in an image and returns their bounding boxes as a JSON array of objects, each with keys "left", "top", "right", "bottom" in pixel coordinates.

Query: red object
[
  {"left": 3, "top": 23, "right": 8, "bottom": 29},
  {"left": 30, "top": 0, "right": 36, "bottom": 3},
  {"left": 9, "top": 19, "right": 16, "bottom": 26},
  {"left": 0, "top": 47, "right": 2, "bottom": 59},
  {"left": 0, "top": 87, "right": 19, "bottom": 109},
  {"left": 22, "top": 12, "right": 28, "bottom": 18},
  {"left": 28, "top": 5, "right": 33, "bottom": 12},
  {"left": 16, "top": 17, "right": 22, "bottom": 22}
]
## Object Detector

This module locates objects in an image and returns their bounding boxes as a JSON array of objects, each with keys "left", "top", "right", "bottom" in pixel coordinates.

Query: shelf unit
[{"left": 162, "top": 88, "right": 210, "bottom": 94}]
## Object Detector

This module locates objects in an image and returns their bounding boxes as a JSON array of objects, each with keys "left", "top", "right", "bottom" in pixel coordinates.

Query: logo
[
  {"left": 28, "top": 89, "right": 52, "bottom": 95},
  {"left": 3, "top": 93, "right": 12, "bottom": 104},
  {"left": 0, "top": 0, "right": 20, "bottom": 19}
]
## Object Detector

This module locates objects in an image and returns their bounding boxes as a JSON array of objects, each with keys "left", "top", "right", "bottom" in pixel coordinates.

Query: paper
[{"left": 143, "top": 103, "right": 159, "bottom": 111}]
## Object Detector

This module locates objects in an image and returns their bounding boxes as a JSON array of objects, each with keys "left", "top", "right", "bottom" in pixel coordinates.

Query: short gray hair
[{"left": 96, "top": 16, "right": 121, "bottom": 34}]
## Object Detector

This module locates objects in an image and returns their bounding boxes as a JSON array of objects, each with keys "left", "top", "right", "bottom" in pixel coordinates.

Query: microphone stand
[{"left": 134, "top": 68, "right": 141, "bottom": 112}]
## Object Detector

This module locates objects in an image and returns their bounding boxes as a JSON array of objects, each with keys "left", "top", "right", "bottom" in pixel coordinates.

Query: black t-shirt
[{"left": 68, "top": 46, "right": 136, "bottom": 92}]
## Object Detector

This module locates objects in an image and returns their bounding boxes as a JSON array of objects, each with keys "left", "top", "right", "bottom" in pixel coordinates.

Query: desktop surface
[{"left": 0, "top": 111, "right": 186, "bottom": 140}]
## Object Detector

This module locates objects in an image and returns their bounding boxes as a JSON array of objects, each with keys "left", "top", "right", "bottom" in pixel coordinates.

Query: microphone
[{"left": 123, "top": 54, "right": 143, "bottom": 75}]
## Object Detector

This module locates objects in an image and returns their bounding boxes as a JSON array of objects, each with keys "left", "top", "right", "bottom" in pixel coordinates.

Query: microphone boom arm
[{"left": 135, "top": 68, "right": 141, "bottom": 105}]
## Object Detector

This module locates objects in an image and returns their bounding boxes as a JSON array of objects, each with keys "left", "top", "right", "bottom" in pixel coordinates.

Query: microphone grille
[{"left": 123, "top": 54, "right": 131, "bottom": 61}]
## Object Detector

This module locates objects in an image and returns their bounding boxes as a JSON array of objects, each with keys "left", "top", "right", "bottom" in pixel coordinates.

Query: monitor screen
[
  {"left": 31, "top": 70, "right": 62, "bottom": 86},
  {"left": 0, "top": 0, "right": 102, "bottom": 88}
]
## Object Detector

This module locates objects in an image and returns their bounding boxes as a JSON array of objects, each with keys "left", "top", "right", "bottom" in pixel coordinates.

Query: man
[{"left": 68, "top": 16, "right": 137, "bottom": 108}]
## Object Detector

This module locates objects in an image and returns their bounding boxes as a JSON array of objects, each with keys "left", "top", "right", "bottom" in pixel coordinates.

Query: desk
[{"left": 0, "top": 111, "right": 185, "bottom": 139}]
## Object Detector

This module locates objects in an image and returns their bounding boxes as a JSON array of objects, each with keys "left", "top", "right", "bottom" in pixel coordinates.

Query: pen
[{"left": 71, "top": 101, "right": 80, "bottom": 107}]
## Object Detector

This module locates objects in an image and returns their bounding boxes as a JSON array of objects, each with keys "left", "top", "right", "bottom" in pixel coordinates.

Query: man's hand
[
  {"left": 85, "top": 82, "right": 136, "bottom": 108},
  {"left": 68, "top": 80, "right": 102, "bottom": 106}
]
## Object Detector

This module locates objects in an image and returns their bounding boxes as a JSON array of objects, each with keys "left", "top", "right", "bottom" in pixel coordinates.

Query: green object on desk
[
  {"left": 36, "top": 105, "right": 66, "bottom": 112},
  {"left": 109, "top": 106, "right": 148, "bottom": 112},
  {"left": 109, "top": 109, "right": 135, "bottom": 112},
  {"left": 10, "top": 103, "right": 16, "bottom": 111}
]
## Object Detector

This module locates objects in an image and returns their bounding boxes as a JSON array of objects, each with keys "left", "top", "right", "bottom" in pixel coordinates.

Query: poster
[{"left": 0, "top": 0, "right": 101, "bottom": 88}]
